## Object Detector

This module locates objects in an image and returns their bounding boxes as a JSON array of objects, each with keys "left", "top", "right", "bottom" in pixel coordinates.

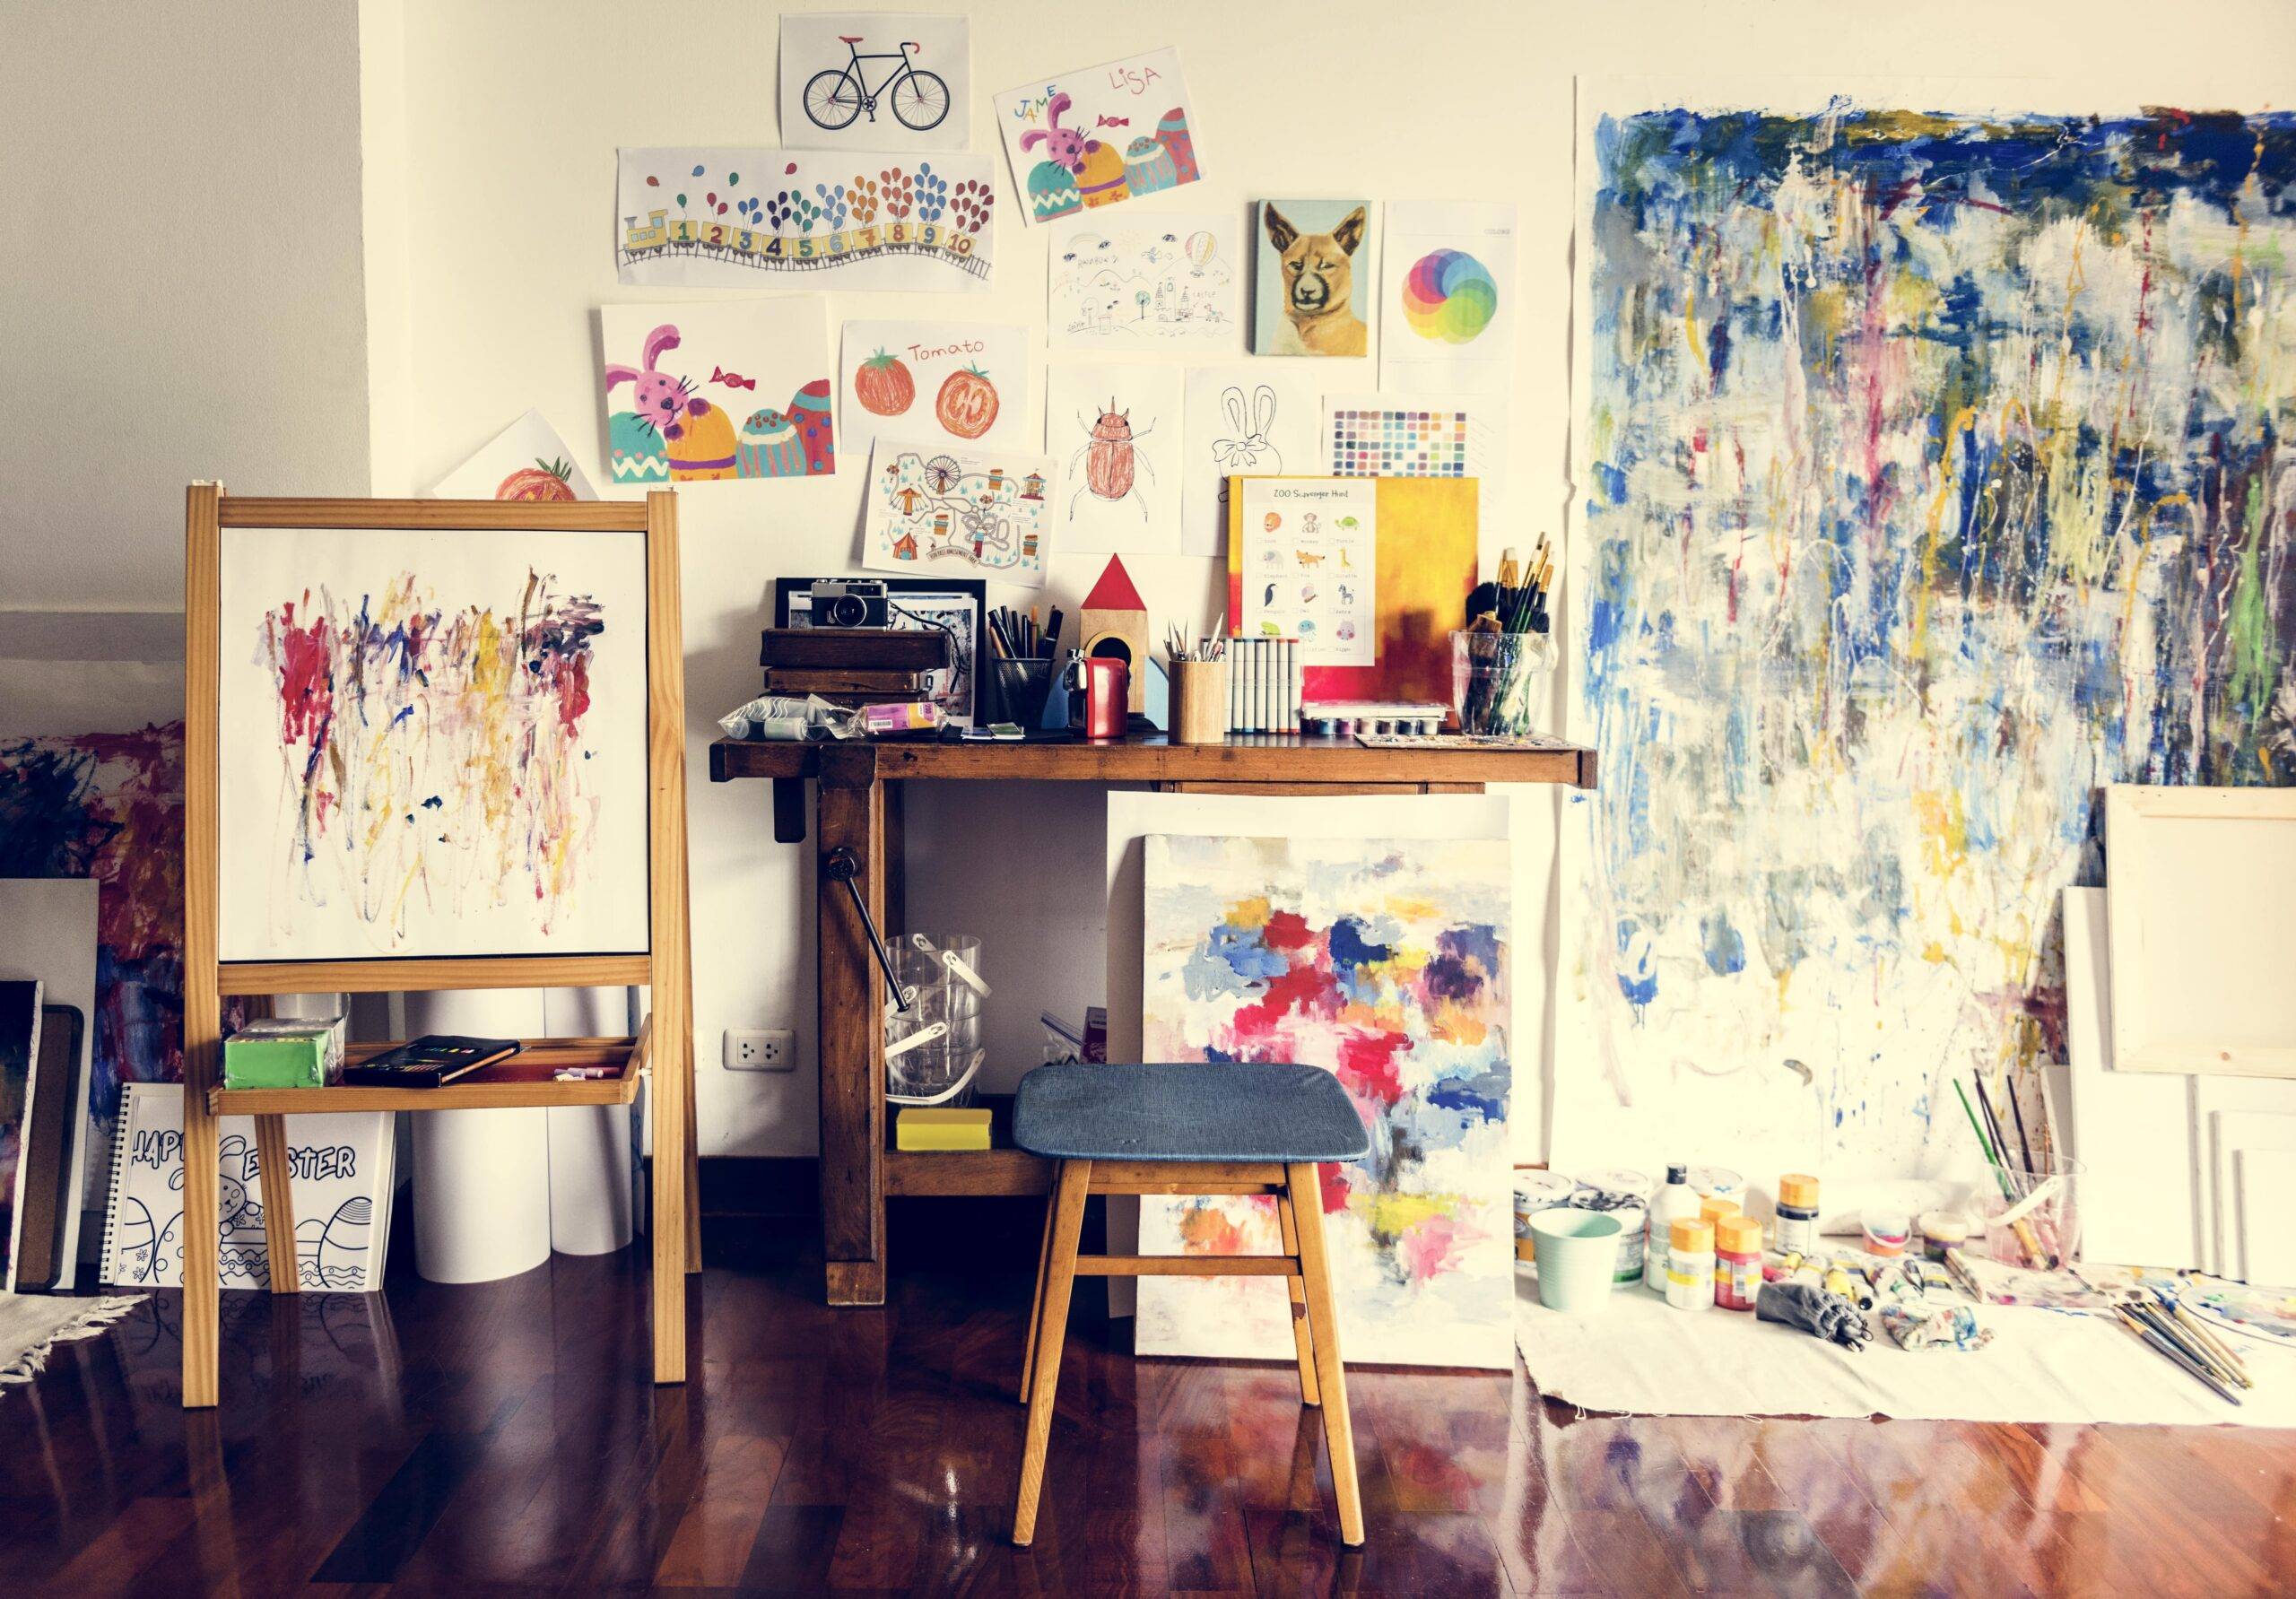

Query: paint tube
[{"left": 716, "top": 693, "right": 858, "bottom": 741}]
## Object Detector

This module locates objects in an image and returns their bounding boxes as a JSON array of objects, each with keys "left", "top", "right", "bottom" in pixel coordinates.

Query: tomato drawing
[
  {"left": 935, "top": 364, "right": 1000, "bottom": 439},
  {"left": 853, "top": 349, "right": 916, "bottom": 417},
  {"left": 497, "top": 456, "right": 578, "bottom": 501}
]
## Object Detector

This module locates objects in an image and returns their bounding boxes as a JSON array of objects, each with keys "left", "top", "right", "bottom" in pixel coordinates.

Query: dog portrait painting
[{"left": 1253, "top": 199, "right": 1371, "bottom": 357}]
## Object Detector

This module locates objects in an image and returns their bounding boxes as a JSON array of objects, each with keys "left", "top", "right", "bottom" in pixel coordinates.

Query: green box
[{"left": 223, "top": 1017, "right": 344, "bottom": 1089}]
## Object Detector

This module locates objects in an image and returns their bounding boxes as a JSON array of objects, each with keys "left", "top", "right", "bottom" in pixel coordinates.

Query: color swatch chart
[{"left": 1326, "top": 404, "right": 1472, "bottom": 477}]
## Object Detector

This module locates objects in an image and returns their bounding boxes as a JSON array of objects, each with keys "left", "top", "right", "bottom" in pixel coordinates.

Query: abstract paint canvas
[
  {"left": 616, "top": 148, "right": 995, "bottom": 291},
  {"left": 600, "top": 300, "right": 834, "bottom": 490},
  {"left": 1558, "top": 84, "right": 2296, "bottom": 1179},
  {"left": 217, "top": 526, "right": 651, "bottom": 962},
  {"left": 1253, "top": 199, "right": 1374, "bottom": 357},
  {"left": 861, "top": 439, "right": 1057, "bottom": 588},
  {"left": 0, "top": 726, "right": 182, "bottom": 1197},
  {"left": 1138, "top": 833, "right": 1514, "bottom": 1369},
  {"left": 1048, "top": 214, "right": 1239, "bottom": 352},
  {"left": 996, "top": 48, "right": 1202, "bottom": 225},
  {"left": 1045, "top": 362, "right": 1183, "bottom": 555}
]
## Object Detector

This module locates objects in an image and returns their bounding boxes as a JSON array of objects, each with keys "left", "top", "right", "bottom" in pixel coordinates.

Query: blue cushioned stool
[{"left": 1007, "top": 1062, "right": 1372, "bottom": 1548}]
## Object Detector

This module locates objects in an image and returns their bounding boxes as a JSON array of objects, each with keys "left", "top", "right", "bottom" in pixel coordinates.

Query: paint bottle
[
  {"left": 1684, "top": 1165, "right": 1744, "bottom": 1206},
  {"left": 1665, "top": 1216, "right": 1715, "bottom": 1311},
  {"left": 1919, "top": 1211, "right": 1970, "bottom": 1263},
  {"left": 1715, "top": 1215, "right": 1764, "bottom": 1311},
  {"left": 1862, "top": 1212, "right": 1911, "bottom": 1257},
  {"left": 1775, "top": 1173, "right": 1822, "bottom": 1255},
  {"left": 1513, "top": 1172, "right": 1574, "bottom": 1273},
  {"left": 1643, "top": 1165, "right": 1703, "bottom": 1294}
]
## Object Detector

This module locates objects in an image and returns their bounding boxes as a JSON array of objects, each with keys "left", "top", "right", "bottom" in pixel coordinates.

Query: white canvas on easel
[
  {"left": 2234, "top": 1149, "right": 2296, "bottom": 1287},
  {"left": 0, "top": 878, "right": 100, "bottom": 1289},
  {"left": 2061, "top": 887, "right": 2197, "bottom": 1268},
  {"left": 2104, "top": 786, "right": 2296, "bottom": 1077},
  {"left": 2208, "top": 1108, "right": 2296, "bottom": 1280}
]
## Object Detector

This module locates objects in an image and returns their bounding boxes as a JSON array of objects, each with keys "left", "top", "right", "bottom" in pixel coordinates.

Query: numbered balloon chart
[{"left": 616, "top": 148, "right": 996, "bottom": 292}]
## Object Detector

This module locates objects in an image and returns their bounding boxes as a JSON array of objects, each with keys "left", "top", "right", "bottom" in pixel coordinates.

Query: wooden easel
[{"left": 178, "top": 485, "right": 700, "bottom": 1409}]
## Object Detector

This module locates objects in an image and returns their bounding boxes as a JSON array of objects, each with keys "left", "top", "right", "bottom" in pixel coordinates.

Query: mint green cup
[{"left": 1527, "top": 1209, "right": 1623, "bottom": 1314}]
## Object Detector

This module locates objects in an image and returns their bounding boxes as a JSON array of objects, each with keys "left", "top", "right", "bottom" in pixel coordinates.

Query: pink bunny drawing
[
  {"left": 1211, "top": 384, "right": 1282, "bottom": 511},
  {"left": 606, "top": 323, "right": 709, "bottom": 441},
  {"left": 1019, "top": 91, "right": 1128, "bottom": 175}
]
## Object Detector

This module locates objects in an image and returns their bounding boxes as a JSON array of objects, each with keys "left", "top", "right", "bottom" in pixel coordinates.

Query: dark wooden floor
[{"left": 5, "top": 1199, "right": 2295, "bottom": 1595}]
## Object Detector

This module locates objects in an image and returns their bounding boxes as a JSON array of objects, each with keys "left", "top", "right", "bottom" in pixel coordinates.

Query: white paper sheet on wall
[
  {"left": 429, "top": 408, "right": 597, "bottom": 502},
  {"left": 1236, "top": 478, "right": 1376, "bottom": 666},
  {"left": 615, "top": 147, "right": 996, "bottom": 292},
  {"left": 1179, "top": 365, "right": 1323, "bottom": 560},
  {"left": 1047, "top": 213, "right": 1241, "bottom": 352},
  {"left": 779, "top": 13, "right": 971, "bottom": 152},
  {"left": 1378, "top": 201, "right": 1518, "bottom": 395},
  {"left": 840, "top": 320, "right": 1031, "bottom": 459},
  {"left": 994, "top": 47, "right": 1204, "bottom": 226},
  {"left": 1044, "top": 362, "right": 1183, "bottom": 556}
]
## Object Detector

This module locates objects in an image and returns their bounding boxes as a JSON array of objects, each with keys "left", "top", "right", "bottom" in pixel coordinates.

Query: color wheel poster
[
  {"left": 1378, "top": 202, "right": 1515, "bottom": 395},
  {"left": 1238, "top": 478, "right": 1375, "bottom": 666}
]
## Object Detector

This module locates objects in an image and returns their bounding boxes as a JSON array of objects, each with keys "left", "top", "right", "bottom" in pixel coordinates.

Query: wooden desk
[{"left": 708, "top": 732, "right": 1596, "bottom": 1306}]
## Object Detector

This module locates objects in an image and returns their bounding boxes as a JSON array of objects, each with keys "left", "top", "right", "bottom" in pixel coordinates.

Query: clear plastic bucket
[{"left": 885, "top": 934, "right": 986, "bottom": 1107}]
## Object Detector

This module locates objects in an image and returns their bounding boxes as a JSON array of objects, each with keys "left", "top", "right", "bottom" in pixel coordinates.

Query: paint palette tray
[{"left": 208, "top": 1031, "right": 650, "bottom": 1115}]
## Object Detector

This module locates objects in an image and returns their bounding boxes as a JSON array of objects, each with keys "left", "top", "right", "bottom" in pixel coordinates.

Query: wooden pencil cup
[{"left": 1171, "top": 658, "right": 1230, "bottom": 743}]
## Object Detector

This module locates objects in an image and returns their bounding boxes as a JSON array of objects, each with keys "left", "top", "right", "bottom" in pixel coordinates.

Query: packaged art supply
[
  {"left": 1775, "top": 1172, "right": 1821, "bottom": 1254},
  {"left": 1643, "top": 1163, "right": 1703, "bottom": 1293},
  {"left": 1665, "top": 1215, "right": 1715, "bottom": 1311},
  {"left": 222, "top": 1014, "right": 345, "bottom": 1090},
  {"left": 1715, "top": 1214, "right": 1763, "bottom": 1310},
  {"left": 1684, "top": 1165, "right": 1743, "bottom": 1203},
  {"left": 1862, "top": 1212, "right": 1912, "bottom": 1257},
  {"left": 1569, "top": 1167, "right": 1650, "bottom": 1285}
]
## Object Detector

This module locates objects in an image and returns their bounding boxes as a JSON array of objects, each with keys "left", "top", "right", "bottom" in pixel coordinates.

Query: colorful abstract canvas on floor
[
  {"left": 0, "top": 727, "right": 182, "bottom": 1149},
  {"left": 600, "top": 300, "right": 835, "bottom": 489},
  {"left": 1557, "top": 86, "right": 2296, "bottom": 1181},
  {"left": 216, "top": 526, "right": 652, "bottom": 961},
  {"left": 1137, "top": 833, "right": 1513, "bottom": 1369}
]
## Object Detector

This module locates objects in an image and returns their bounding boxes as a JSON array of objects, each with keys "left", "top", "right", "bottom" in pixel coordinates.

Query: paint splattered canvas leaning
[
  {"left": 216, "top": 527, "right": 652, "bottom": 962},
  {"left": 1138, "top": 833, "right": 1513, "bottom": 1369},
  {"left": 1556, "top": 85, "right": 2296, "bottom": 1180}
]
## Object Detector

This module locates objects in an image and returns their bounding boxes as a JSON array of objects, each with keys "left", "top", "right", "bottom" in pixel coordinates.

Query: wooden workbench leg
[
  {"left": 253, "top": 1115, "right": 299, "bottom": 1293},
  {"left": 817, "top": 746, "right": 886, "bottom": 1308},
  {"left": 181, "top": 482, "right": 223, "bottom": 1410},
  {"left": 652, "top": 1038, "right": 688, "bottom": 1379}
]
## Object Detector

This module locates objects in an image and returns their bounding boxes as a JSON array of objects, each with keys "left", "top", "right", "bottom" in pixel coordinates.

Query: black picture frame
[{"left": 774, "top": 575, "right": 988, "bottom": 726}]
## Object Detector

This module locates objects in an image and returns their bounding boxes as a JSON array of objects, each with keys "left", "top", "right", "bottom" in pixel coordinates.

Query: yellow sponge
[{"left": 896, "top": 1107, "right": 993, "bottom": 1151}]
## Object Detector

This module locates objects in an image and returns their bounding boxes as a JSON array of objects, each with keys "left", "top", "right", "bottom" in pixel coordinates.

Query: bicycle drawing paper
[{"left": 779, "top": 14, "right": 970, "bottom": 153}]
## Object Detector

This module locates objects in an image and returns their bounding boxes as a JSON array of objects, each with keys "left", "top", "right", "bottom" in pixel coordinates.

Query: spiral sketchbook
[{"left": 99, "top": 1083, "right": 396, "bottom": 1292}]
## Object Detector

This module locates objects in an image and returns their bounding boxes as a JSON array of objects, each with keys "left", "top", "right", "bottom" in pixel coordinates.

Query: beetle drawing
[{"left": 1069, "top": 398, "right": 1157, "bottom": 520}]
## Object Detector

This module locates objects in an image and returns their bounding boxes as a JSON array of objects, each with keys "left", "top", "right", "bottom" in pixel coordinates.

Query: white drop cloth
[{"left": 1516, "top": 1276, "right": 2296, "bottom": 1426}]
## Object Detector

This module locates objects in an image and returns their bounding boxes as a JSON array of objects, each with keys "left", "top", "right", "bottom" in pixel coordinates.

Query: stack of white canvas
[{"left": 2067, "top": 786, "right": 2296, "bottom": 1282}]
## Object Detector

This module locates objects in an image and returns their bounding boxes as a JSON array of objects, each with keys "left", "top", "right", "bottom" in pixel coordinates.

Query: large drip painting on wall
[{"left": 1557, "top": 86, "right": 2296, "bottom": 1178}]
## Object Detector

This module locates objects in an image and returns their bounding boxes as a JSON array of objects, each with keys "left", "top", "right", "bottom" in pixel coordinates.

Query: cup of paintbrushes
[
  {"left": 1450, "top": 629, "right": 1553, "bottom": 738},
  {"left": 1170, "top": 657, "right": 1230, "bottom": 744},
  {"left": 1980, "top": 1153, "right": 2081, "bottom": 1270}
]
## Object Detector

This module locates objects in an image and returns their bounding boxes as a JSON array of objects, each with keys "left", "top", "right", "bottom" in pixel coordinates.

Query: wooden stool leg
[
  {"left": 1013, "top": 1158, "right": 1091, "bottom": 1547},
  {"left": 253, "top": 1115, "right": 299, "bottom": 1293},
  {"left": 1287, "top": 1162, "right": 1363, "bottom": 1547},
  {"left": 1018, "top": 1186, "right": 1057, "bottom": 1403},
  {"left": 1276, "top": 1188, "right": 1320, "bottom": 1408}
]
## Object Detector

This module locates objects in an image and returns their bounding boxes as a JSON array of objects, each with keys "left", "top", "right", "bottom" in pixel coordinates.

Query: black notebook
[{"left": 343, "top": 1035, "right": 522, "bottom": 1089}]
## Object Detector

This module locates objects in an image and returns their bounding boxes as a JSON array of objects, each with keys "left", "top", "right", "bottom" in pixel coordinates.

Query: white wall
[
  {"left": 364, "top": 0, "right": 2296, "bottom": 1160},
  {"left": 0, "top": 0, "right": 372, "bottom": 615}
]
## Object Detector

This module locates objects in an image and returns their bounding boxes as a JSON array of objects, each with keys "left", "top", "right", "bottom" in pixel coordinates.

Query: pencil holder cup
[
  {"left": 992, "top": 657, "right": 1059, "bottom": 730},
  {"left": 1450, "top": 630, "right": 1554, "bottom": 739},
  {"left": 1980, "top": 1153, "right": 2081, "bottom": 1271},
  {"left": 1526, "top": 1209, "right": 1622, "bottom": 1314},
  {"left": 1171, "top": 659, "right": 1230, "bottom": 744}
]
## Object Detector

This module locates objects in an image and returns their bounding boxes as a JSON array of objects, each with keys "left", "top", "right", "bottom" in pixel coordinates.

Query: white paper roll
[
  {"left": 406, "top": 990, "right": 551, "bottom": 1283},
  {"left": 543, "top": 986, "right": 638, "bottom": 1256}
]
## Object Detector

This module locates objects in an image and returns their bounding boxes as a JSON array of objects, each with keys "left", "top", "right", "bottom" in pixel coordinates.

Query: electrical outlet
[{"left": 723, "top": 1029, "right": 796, "bottom": 1072}]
